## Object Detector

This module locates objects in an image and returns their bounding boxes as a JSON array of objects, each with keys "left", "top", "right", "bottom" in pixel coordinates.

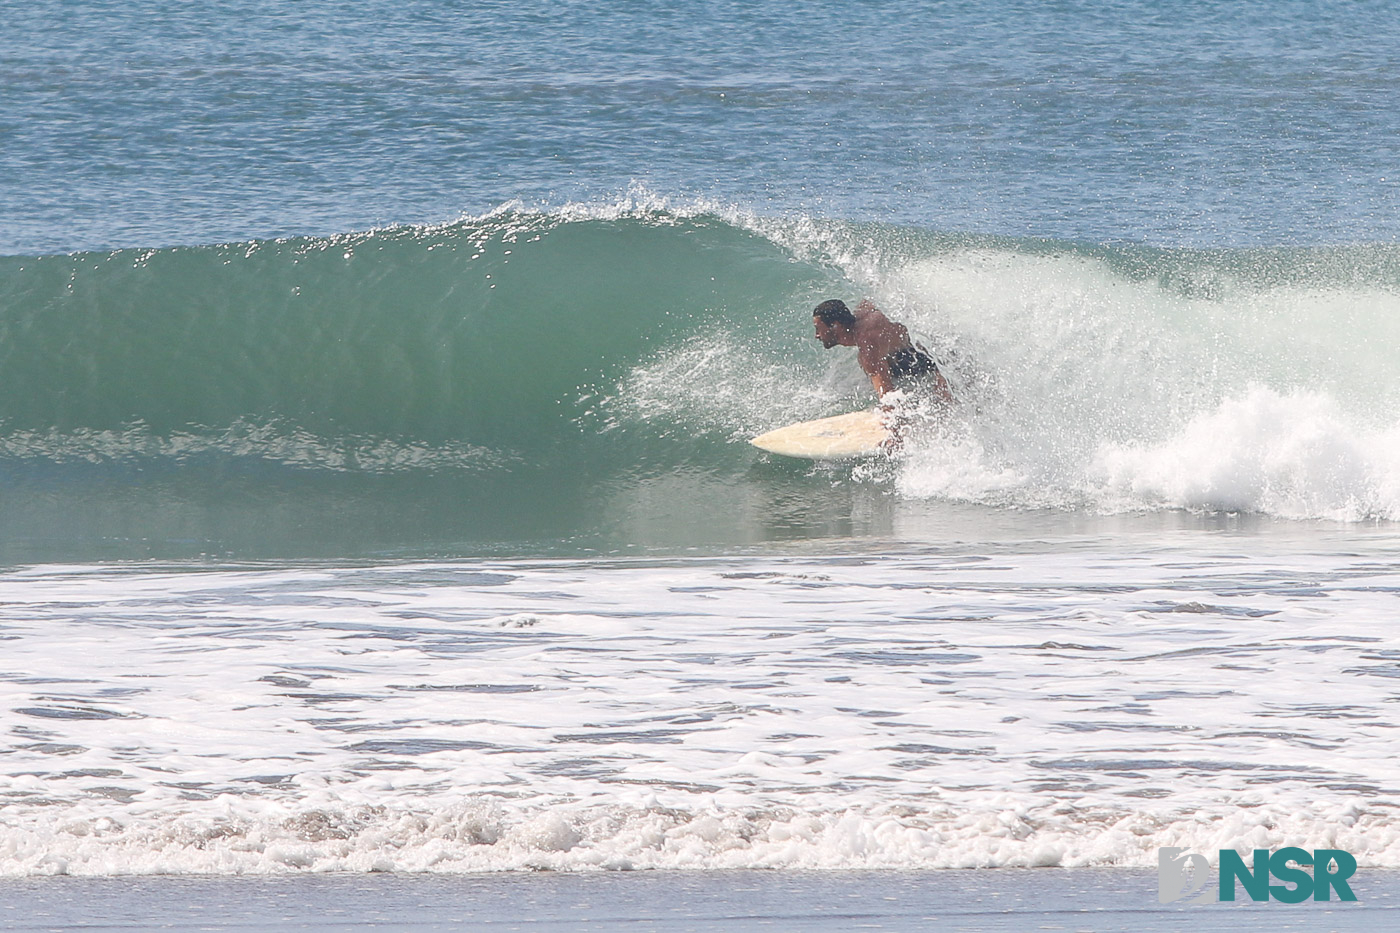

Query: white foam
[
  {"left": 884, "top": 248, "right": 1400, "bottom": 520},
  {"left": 1090, "top": 385, "right": 1400, "bottom": 520},
  {"left": 0, "top": 419, "right": 510, "bottom": 473},
  {"left": 5, "top": 548, "right": 1400, "bottom": 875},
  {"left": 538, "top": 200, "right": 1400, "bottom": 523},
  {"left": 8, "top": 797, "right": 1395, "bottom": 875}
]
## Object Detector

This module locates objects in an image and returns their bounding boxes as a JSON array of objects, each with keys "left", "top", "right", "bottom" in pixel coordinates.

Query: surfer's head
[{"left": 812, "top": 299, "right": 855, "bottom": 348}]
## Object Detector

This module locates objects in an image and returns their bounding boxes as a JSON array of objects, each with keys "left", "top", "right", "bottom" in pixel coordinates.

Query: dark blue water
[{"left": 4, "top": 0, "right": 1399, "bottom": 254}]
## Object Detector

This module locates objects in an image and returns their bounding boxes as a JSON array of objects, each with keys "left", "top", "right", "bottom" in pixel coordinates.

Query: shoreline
[{"left": 4, "top": 868, "right": 1398, "bottom": 932}]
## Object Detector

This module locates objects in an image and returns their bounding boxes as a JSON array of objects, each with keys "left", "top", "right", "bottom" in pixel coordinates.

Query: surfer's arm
[
  {"left": 858, "top": 345, "right": 897, "bottom": 398},
  {"left": 929, "top": 368, "right": 955, "bottom": 405},
  {"left": 876, "top": 404, "right": 904, "bottom": 453}
]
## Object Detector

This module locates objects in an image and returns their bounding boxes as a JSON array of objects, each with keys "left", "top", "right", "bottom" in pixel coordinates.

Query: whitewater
[{"left": 5, "top": 537, "right": 1400, "bottom": 876}]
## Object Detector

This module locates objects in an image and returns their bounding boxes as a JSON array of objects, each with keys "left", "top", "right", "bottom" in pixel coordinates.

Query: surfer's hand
[{"left": 877, "top": 404, "right": 904, "bottom": 454}]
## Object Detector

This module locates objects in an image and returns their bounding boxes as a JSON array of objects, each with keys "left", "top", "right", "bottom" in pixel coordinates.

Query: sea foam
[{"left": 4, "top": 548, "right": 1400, "bottom": 875}]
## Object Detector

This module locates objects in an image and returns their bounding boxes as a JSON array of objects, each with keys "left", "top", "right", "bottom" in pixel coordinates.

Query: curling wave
[{"left": 2, "top": 199, "right": 1399, "bottom": 558}]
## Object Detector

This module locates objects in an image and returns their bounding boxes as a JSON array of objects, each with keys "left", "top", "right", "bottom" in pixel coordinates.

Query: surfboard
[{"left": 750, "top": 409, "right": 889, "bottom": 460}]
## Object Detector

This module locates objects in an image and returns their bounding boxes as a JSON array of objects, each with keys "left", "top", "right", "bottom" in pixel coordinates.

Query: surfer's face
[{"left": 814, "top": 317, "right": 842, "bottom": 348}]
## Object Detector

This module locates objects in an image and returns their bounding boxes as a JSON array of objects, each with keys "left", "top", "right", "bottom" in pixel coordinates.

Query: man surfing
[
  {"left": 812, "top": 298, "right": 953, "bottom": 404},
  {"left": 748, "top": 298, "right": 952, "bottom": 458}
]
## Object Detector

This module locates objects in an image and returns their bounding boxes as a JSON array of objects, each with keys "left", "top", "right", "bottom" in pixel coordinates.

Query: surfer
[{"left": 812, "top": 299, "right": 953, "bottom": 404}]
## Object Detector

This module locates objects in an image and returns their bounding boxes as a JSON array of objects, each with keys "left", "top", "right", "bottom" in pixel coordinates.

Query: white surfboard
[{"left": 750, "top": 409, "right": 889, "bottom": 460}]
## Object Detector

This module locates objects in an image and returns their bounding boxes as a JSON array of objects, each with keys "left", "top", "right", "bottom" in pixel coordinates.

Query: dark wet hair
[{"left": 813, "top": 299, "right": 855, "bottom": 327}]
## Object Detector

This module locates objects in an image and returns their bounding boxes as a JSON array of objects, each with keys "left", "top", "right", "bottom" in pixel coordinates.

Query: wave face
[
  {"left": 2, "top": 203, "right": 1399, "bottom": 558},
  {"left": 0, "top": 207, "right": 823, "bottom": 456}
]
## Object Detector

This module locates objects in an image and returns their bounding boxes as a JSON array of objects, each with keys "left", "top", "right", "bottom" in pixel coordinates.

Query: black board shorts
[{"left": 885, "top": 345, "right": 941, "bottom": 389}]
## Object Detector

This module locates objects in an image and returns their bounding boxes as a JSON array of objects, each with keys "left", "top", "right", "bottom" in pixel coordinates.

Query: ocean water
[{"left": 3, "top": 0, "right": 1400, "bottom": 884}]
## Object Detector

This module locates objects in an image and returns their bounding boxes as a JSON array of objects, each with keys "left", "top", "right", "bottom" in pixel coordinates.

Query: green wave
[
  {"left": 2, "top": 207, "right": 1399, "bottom": 559},
  {"left": 0, "top": 211, "right": 831, "bottom": 464}
]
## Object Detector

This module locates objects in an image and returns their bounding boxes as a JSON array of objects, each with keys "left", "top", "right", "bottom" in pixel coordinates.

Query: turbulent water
[
  {"left": 5, "top": 542, "right": 1400, "bottom": 875},
  {"left": 4, "top": 0, "right": 1400, "bottom": 880}
]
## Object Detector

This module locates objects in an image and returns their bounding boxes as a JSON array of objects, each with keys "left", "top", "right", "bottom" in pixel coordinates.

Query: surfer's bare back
[{"left": 812, "top": 299, "right": 953, "bottom": 403}]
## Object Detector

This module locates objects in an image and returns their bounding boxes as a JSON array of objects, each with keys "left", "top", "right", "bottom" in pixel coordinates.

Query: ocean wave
[{"left": 2, "top": 199, "right": 1398, "bottom": 526}]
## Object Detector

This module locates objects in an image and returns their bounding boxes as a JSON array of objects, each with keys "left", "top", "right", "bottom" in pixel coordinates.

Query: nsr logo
[{"left": 1159, "top": 847, "right": 1358, "bottom": 904}]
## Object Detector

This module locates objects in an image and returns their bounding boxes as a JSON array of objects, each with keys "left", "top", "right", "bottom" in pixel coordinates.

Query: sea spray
[{"left": 884, "top": 242, "right": 1400, "bottom": 517}]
